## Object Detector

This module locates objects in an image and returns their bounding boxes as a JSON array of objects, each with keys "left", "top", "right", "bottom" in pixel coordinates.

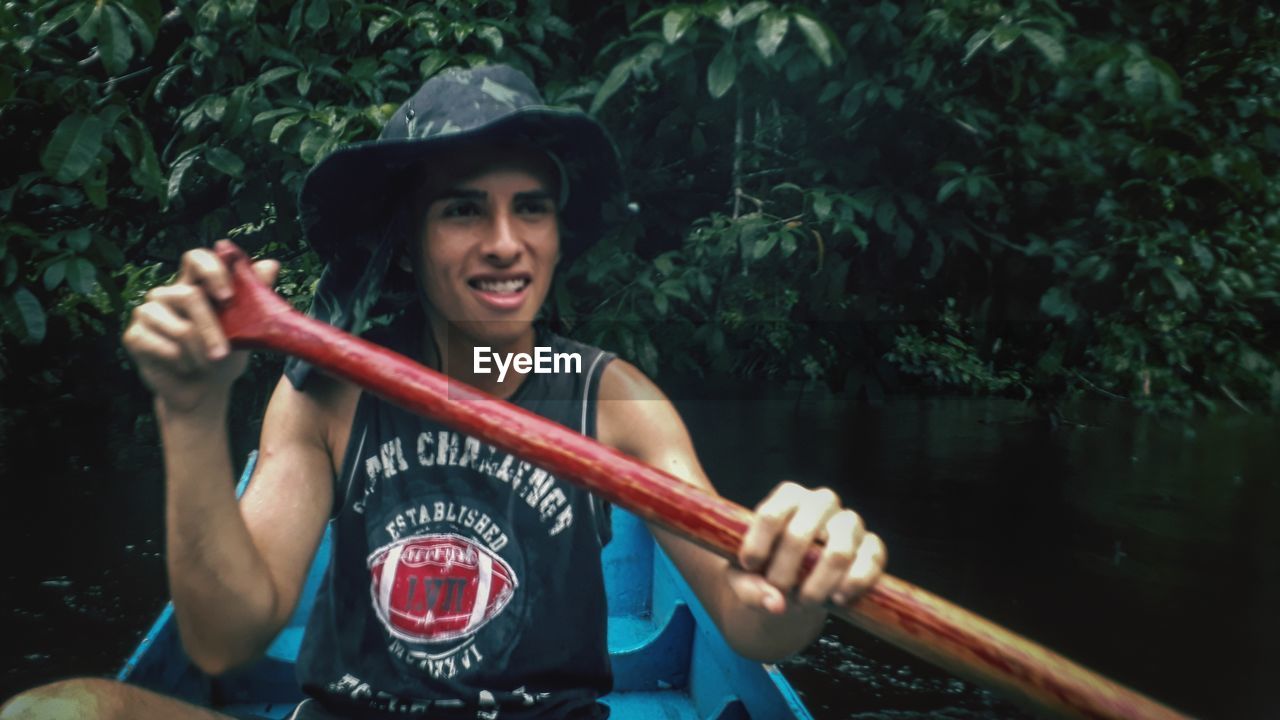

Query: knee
[{"left": 1, "top": 678, "right": 121, "bottom": 720}]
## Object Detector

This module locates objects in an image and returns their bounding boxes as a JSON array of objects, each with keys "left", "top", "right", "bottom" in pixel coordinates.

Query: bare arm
[
  {"left": 123, "top": 249, "right": 340, "bottom": 674},
  {"left": 597, "top": 360, "right": 886, "bottom": 661}
]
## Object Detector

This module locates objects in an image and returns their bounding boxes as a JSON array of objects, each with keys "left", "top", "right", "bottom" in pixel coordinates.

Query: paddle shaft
[{"left": 212, "top": 241, "right": 1187, "bottom": 720}]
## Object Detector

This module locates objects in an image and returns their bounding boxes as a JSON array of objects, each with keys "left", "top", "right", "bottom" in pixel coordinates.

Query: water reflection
[
  {"left": 672, "top": 383, "right": 1279, "bottom": 719},
  {"left": 2, "top": 379, "right": 1276, "bottom": 718}
]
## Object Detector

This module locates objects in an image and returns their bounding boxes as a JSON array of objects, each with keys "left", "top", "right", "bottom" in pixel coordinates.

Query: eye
[
  {"left": 440, "top": 200, "right": 482, "bottom": 219},
  {"left": 515, "top": 197, "right": 554, "bottom": 216}
]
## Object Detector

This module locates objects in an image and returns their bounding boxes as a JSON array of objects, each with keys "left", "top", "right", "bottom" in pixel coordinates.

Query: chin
[{"left": 449, "top": 318, "right": 534, "bottom": 348}]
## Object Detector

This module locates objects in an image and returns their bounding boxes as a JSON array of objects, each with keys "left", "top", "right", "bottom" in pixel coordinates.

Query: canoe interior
[{"left": 118, "top": 453, "right": 812, "bottom": 719}]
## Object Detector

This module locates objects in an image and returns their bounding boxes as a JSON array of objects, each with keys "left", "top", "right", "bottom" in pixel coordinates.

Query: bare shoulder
[
  {"left": 597, "top": 360, "right": 675, "bottom": 454},
  {"left": 598, "top": 357, "right": 667, "bottom": 403},
  {"left": 597, "top": 360, "right": 707, "bottom": 488}
]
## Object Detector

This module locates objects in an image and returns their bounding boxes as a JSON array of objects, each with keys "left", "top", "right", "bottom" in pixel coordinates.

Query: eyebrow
[{"left": 432, "top": 188, "right": 556, "bottom": 203}]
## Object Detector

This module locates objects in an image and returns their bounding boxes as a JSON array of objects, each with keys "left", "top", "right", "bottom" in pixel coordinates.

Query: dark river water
[{"left": 2, "top": 370, "right": 1277, "bottom": 719}]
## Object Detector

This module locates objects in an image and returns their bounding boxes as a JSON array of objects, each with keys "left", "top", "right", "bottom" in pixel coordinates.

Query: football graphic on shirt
[{"left": 368, "top": 533, "right": 518, "bottom": 644}]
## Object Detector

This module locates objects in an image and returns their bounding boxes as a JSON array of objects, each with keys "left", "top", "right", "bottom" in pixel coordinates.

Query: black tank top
[{"left": 296, "top": 322, "right": 616, "bottom": 719}]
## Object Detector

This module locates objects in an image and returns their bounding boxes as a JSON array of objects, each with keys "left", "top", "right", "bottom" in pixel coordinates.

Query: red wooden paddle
[{"left": 212, "top": 241, "right": 1188, "bottom": 720}]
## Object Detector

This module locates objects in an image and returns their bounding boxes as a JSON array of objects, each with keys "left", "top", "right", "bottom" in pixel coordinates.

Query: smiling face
[{"left": 413, "top": 144, "right": 562, "bottom": 351}]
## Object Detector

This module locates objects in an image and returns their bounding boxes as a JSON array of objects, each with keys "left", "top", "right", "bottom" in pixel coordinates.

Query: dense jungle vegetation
[{"left": 1, "top": 0, "right": 1277, "bottom": 426}]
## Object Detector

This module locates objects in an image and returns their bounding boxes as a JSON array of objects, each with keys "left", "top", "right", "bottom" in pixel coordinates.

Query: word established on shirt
[{"left": 473, "top": 346, "right": 581, "bottom": 383}]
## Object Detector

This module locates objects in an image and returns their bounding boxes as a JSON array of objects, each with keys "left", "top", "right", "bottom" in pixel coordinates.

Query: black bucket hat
[{"left": 284, "top": 64, "right": 626, "bottom": 389}]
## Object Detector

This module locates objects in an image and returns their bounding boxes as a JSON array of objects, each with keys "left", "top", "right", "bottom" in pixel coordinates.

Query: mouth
[
  {"left": 468, "top": 276, "right": 531, "bottom": 294},
  {"left": 467, "top": 274, "right": 533, "bottom": 311}
]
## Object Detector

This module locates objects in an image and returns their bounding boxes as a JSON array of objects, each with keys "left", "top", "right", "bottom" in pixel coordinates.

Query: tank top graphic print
[{"left": 297, "top": 324, "right": 615, "bottom": 720}]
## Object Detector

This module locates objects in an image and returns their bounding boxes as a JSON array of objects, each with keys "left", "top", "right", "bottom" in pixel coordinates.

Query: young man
[{"left": 1, "top": 65, "right": 885, "bottom": 720}]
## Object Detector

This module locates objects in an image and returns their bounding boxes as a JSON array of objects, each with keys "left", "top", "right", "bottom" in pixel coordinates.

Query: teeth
[{"left": 475, "top": 278, "right": 528, "bottom": 294}]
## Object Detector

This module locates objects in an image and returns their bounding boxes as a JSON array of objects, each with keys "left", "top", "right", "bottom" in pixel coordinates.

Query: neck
[{"left": 422, "top": 316, "right": 538, "bottom": 400}]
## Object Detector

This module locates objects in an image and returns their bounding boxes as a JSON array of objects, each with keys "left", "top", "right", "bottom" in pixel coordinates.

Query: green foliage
[
  {"left": 1, "top": 0, "right": 558, "bottom": 349},
  {"left": 2, "top": 0, "right": 1277, "bottom": 419},
  {"left": 560, "top": 0, "right": 1279, "bottom": 417}
]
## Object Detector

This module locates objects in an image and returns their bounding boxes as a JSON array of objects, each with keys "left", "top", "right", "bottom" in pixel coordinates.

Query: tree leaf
[
  {"left": 98, "top": 5, "right": 132, "bottom": 76},
  {"left": 991, "top": 24, "right": 1021, "bottom": 52},
  {"left": 1123, "top": 56, "right": 1158, "bottom": 103},
  {"left": 153, "top": 65, "right": 182, "bottom": 101},
  {"left": 191, "top": 35, "right": 219, "bottom": 58},
  {"left": 963, "top": 28, "right": 992, "bottom": 63},
  {"left": 1020, "top": 28, "right": 1064, "bottom": 66},
  {"left": 660, "top": 279, "right": 690, "bottom": 302},
  {"left": 707, "top": 44, "right": 736, "bottom": 99},
  {"left": 206, "top": 147, "right": 245, "bottom": 177},
  {"left": 300, "top": 127, "right": 329, "bottom": 163},
  {"left": 132, "top": 120, "right": 165, "bottom": 200},
  {"left": 41, "top": 114, "right": 104, "bottom": 184},
  {"left": 1163, "top": 267, "right": 1199, "bottom": 304},
  {"left": 368, "top": 15, "right": 395, "bottom": 43},
  {"left": 419, "top": 50, "right": 449, "bottom": 79},
  {"left": 812, "top": 191, "right": 832, "bottom": 221},
  {"left": 519, "top": 42, "right": 553, "bottom": 69},
  {"left": 83, "top": 171, "right": 107, "bottom": 209},
  {"left": 228, "top": 0, "right": 257, "bottom": 23},
  {"left": 839, "top": 87, "right": 862, "bottom": 117},
  {"left": 818, "top": 80, "right": 843, "bottom": 104},
  {"left": 305, "top": 0, "right": 329, "bottom": 31},
  {"left": 780, "top": 230, "right": 797, "bottom": 257},
  {"left": 257, "top": 66, "right": 297, "bottom": 86},
  {"left": 1148, "top": 55, "right": 1181, "bottom": 102},
  {"left": 223, "top": 86, "right": 252, "bottom": 137},
  {"left": 65, "top": 227, "right": 91, "bottom": 252},
  {"left": 937, "top": 177, "right": 964, "bottom": 203},
  {"left": 43, "top": 260, "right": 67, "bottom": 290},
  {"left": 77, "top": 3, "right": 102, "bottom": 43},
  {"left": 753, "top": 233, "right": 778, "bottom": 260},
  {"left": 1191, "top": 241, "right": 1215, "bottom": 270},
  {"left": 653, "top": 291, "right": 668, "bottom": 316},
  {"left": 755, "top": 10, "right": 788, "bottom": 58},
  {"left": 1039, "top": 286, "right": 1078, "bottom": 323},
  {"left": 662, "top": 7, "right": 694, "bottom": 45},
  {"left": 477, "top": 25, "right": 503, "bottom": 53},
  {"left": 13, "top": 286, "right": 47, "bottom": 343},
  {"left": 166, "top": 153, "right": 196, "bottom": 202},
  {"left": 734, "top": 1, "right": 769, "bottom": 28},
  {"left": 543, "top": 16, "right": 573, "bottom": 39},
  {"left": 792, "top": 12, "right": 833, "bottom": 67},
  {"left": 875, "top": 198, "right": 897, "bottom": 233},
  {"left": 203, "top": 95, "right": 228, "bottom": 122},
  {"left": 38, "top": 4, "right": 80, "bottom": 39},
  {"left": 590, "top": 57, "right": 633, "bottom": 115},
  {"left": 638, "top": 338, "right": 659, "bottom": 377},
  {"left": 270, "top": 114, "right": 303, "bottom": 144},
  {"left": 66, "top": 258, "right": 96, "bottom": 294},
  {"left": 703, "top": 0, "right": 733, "bottom": 30},
  {"left": 91, "top": 235, "right": 125, "bottom": 267}
]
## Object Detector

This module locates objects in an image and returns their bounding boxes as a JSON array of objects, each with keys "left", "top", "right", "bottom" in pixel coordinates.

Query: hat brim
[{"left": 298, "top": 106, "right": 624, "bottom": 264}]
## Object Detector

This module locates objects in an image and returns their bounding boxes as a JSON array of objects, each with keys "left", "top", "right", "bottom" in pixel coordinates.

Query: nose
[{"left": 480, "top": 209, "right": 521, "bottom": 265}]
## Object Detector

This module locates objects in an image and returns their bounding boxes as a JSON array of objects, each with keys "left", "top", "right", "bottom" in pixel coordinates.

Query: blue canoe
[{"left": 117, "top": 454, "right": 813, "bottom": 719}]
